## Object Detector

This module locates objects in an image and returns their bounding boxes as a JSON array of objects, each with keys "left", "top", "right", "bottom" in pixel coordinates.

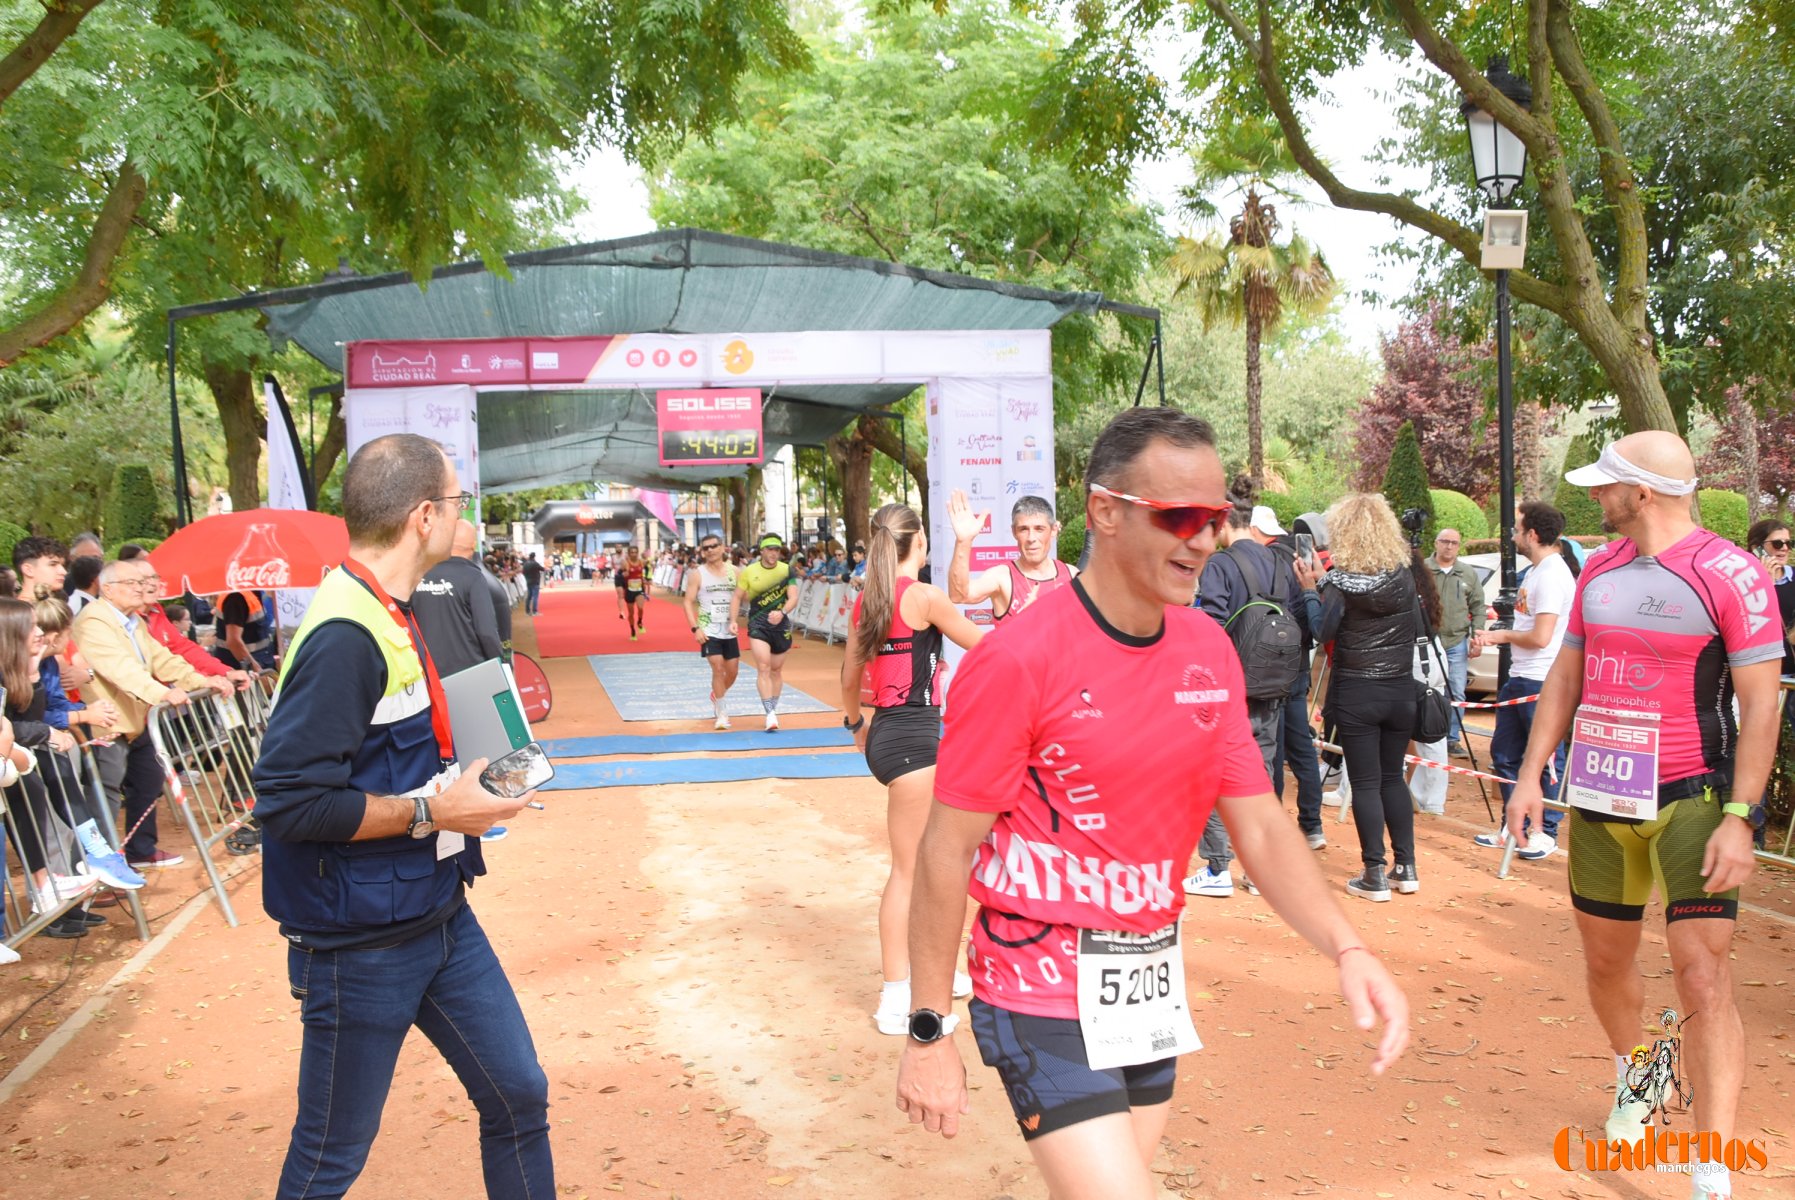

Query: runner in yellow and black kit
[{"left": 733, "top": 534, "right": 800, "bottom": 731}]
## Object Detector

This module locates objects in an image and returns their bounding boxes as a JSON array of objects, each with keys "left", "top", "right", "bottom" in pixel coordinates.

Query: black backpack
[{"left": 1221, "top": 546, "right": 1304, "bottom": 701}]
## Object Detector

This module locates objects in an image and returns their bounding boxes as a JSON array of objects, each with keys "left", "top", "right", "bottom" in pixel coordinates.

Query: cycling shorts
[
  {"left": 1568, "top": 788, "right": 1739, "bottom": 924},
  {"left": 969, "top": 998, "right": 1176, "bottom": 1141},
  {"left": 863, "top": 705, "right": 940, "bottom": 785},
  {"left": 748, "top": 613, "right": 792, "bottom": 655}
]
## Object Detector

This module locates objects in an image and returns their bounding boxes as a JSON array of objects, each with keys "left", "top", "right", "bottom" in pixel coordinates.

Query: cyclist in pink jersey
[
  {"left": 897, "top": 408, "right": 1407, "bottom": 1197},
  {"left": 1508, "top": 432, "right": 1782, "bottom": 1200},
  {"left": 946, "top": 490, "right": 1077, "bottom": 623}
]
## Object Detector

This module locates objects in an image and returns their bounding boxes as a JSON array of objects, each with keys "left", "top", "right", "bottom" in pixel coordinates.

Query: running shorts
[
  {"left": 699, "top": 636, "right": 740, "bottom": 661},
  {"left": 863, "top": 704, "right": 941, "bottom": 785},
  {"left": 1569, "top": 788, "right": 1739, "bottom": 923},
  {"left": 969, "top": 998, "right": 1176, "bottom": 1140},
  {"left": 615, "top": 577, "right": 628, "bottom": 591},
  {"left": 748, "top": 613, "right": 792, "bottom": 655}
]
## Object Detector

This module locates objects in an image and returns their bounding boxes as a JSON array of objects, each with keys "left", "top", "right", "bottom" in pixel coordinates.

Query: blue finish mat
[
  {"left": 587, "top": 653, "right": 838, "bottom": 722},
  {"left": 540, "top": 752, "right": 870, "bottom": 790},
  {"left": 543, "top": 729, "right": 855, "bottom": 758}
]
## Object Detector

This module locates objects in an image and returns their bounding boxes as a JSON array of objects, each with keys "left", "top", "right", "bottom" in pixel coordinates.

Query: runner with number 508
[{"left": 896, "top": 408, "right": 1408, "bottom": 1200}]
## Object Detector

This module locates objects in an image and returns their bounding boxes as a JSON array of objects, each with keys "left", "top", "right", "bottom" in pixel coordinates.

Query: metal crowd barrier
[
  {"left": 144, "top": 687, "right": 272, "bottom": 929},
  {"left": 3, "top": 742, "right": 152, "bottom": 951}
]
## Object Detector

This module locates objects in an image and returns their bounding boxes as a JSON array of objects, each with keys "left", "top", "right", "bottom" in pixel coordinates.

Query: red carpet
[{"left": 530, "top": 586, "right": 697, "bottom": 658}]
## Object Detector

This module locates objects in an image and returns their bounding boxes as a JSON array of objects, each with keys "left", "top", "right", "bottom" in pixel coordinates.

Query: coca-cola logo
[{"left": 226, "top": 559, "right": 292, "bottom": 589}]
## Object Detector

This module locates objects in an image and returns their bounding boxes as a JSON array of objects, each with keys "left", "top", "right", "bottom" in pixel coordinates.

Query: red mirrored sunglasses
[{"left": 1089, "top": 483, "right": 1231, "bottom": 539}]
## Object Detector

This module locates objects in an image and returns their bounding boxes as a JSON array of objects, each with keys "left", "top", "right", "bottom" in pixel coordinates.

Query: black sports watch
[
  {"left": 844, "top": 714, "right": 866, "bottom": 733},
  {"left": 407, "top": 796, "right": 435, "bottom": 839},
  {"left": 906, "top": 1008, "right": 958, "bottom": 1044}
]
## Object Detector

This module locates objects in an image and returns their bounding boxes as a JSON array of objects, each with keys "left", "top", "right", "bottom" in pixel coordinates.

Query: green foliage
[
  {"left": 106, "top": 464, "right": 164, "bottom": 541},
  {"left": 0, "top": 339, "right": 207, "bottom": 535},
  {"left": 1697, "top": 488, "right": 1751, "bottom": 548},
  {"left": 1261, "top": 491, "right": 1303, "bottom": 530},
  {"left": 1554, "top": 434, "right": 1610, "bottom": 536},
  {"left": 1380, "top": 422, "right": 1434, "bottom": 541},
  {"left": 648, "top": 1, "right": 1166, "bottom": 428},
  {"left": 1056, "top": 483, "right": 1087, "bottom": 565},
  {"left": 1429, "top": 489, "right": 1489, "bottom": 542},
  {"left": 0, "top": 520, "right": 28, "bottom": 567},
  {"left": 107, "top": 536, "right": 163, "bottom": 559}
]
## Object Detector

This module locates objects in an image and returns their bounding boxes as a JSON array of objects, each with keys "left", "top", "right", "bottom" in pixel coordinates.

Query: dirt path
[{"left": 7, "top": 588, "right": 1795, "bottom": 1197}]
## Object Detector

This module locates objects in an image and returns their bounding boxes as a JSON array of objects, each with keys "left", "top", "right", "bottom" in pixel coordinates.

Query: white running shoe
[
  {"left": 874, "top": 981, "right": 910, "bottom": 1036},
  {"left": 1606, "top": 1088, "right": 1652, "bottom": 1143},
  {"left": 31, "top": 872, "right": 98, "bottom": 913},
  {"left": 1472, "top": 828, "right": 1510, "bottom": 848},
  {"left": 953, "top": 971, "right": 973, "bottom": 999},
  {"left": 1305, "top": 830, "right": 1327, "bottom": 850},
  {"left": 765, "top": 710, "right": 780, "bottom": 732},
  {"left": 1517, "top": 831, "right": 1558, "bottom": 860},
  {"left": 713, "top": 701, "right": 730, "bottom": 731},
  {"left": 1182, "top": 867, "right": 1233, "bottom": 898},
  {"left": 0, "top": 940, "right": 19, "bottom": 965}
]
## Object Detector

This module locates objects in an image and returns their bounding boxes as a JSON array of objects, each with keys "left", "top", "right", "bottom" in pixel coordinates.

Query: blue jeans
[
  {"left": 1270, "top": 683, "right": 1324, "bottom": 835},
  {"left": 1490, "top": 675, "right": 1563, "bottom": 839},
  {"left": 525, "top": 581, "right": 541, "bottom": 615},
  {"left": 1201, "top": 698, "right": 1281, "bottom": 872},
  {"left": 1443, "top": 636, "right": 1470, "bottom": 744},
  {"left": 277, "top": 905, "right": 553, "bottom": 1199}
]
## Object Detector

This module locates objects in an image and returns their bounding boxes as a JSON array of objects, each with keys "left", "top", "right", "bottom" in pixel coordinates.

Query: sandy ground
[{"left": 7, "top": 586, "right": 1795, "bottom": 1198}]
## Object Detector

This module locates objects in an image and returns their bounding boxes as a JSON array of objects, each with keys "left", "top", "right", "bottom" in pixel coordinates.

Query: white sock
[
  {"left": 1692, "top": 1161, "right": 1731, "bottom": 1197},
  {"left": 1614, "top": 1053, "right": 1631, "bottom": 1086},
  {"left": 880, "top": 978, "right": 909, "bottom": 1005}
]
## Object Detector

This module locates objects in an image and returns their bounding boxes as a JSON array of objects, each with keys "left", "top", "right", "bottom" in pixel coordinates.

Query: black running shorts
[
  {"left": 699, "top": 636, "right": 740, "bottom": 661},
  {"left": 1569, "top": 788, "right": 1740, "bottom": 923},
  {"left": 748, "top": 613, "right": 792, "bottom": 655},
  {"left": 969, "top": 998, "right": 1176, "bottom": 1140},
  {"left": 863, "top": 704, "right": 941, "bottom": 785}
]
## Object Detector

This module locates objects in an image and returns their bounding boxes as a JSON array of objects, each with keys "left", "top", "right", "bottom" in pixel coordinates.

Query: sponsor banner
[
  {"left": 263, "top": 376, "right": 316, "bottom": 632},
  {"left": 344, "top": 385, "right": 479, "bottom": 506},
  {"left": 347, "top": 337, "right": 622, "bottom": 388},
  {"left": 970, "top": 546, "right": 1019, "bottom": 571},
  {"left": 656, "top": 387, "right": 765, "bottom": 467}
]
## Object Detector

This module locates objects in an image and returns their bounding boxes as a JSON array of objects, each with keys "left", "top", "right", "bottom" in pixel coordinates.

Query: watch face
[{"left": 908, "top": 1009, "right": 944, "bottom": 1042}]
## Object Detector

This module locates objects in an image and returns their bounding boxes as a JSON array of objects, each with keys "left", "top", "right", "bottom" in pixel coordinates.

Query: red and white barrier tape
[{"left": 1403, "top": 755, "right": 1517, "bottom": 786}]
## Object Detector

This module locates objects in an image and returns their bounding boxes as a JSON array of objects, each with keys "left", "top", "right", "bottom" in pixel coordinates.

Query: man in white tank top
[{"left": 684, "top": 536, "right": 741, "bottom": 729}]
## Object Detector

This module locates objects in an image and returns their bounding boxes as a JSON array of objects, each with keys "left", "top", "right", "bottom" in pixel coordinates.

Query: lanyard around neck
[{"left": 341, "top": 559, "right": 455, "bottom": 763}]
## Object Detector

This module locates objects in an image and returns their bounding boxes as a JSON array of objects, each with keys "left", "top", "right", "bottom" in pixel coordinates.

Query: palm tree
[{"left": 1169, "top": 120, "right": 1336, "bottom": 490}]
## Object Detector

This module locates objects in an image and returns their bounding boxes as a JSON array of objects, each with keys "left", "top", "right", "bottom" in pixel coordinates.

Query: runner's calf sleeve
[{"left": 762, "top": 697, "right": 777, "bottom": 714}]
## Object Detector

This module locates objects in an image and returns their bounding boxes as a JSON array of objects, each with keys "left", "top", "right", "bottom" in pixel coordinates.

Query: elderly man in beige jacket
[{"left": 72, "top": 558, "right": 231, "bottom": 869}]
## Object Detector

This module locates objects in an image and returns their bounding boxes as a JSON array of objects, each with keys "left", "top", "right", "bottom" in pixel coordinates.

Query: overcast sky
[{"left": 559, "top": 39, "right": 1442, "bottom": 353}]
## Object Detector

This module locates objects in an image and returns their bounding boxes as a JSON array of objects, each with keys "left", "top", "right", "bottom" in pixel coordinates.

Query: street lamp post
[{"left": 1461, "top": 54, "right": 1532, "bottom": 690}]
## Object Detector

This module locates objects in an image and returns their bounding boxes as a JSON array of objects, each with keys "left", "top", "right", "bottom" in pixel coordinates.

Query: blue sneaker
[
  {"left": 480, "top": 826, "right": 509, "bottom": 843},
  {"left": 80, "top": 852, "right": 146, "bottom": 891}
]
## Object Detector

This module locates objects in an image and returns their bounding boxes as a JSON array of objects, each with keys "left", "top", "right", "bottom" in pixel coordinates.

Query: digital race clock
[
  {"left": 656, "top": 388, "right": 766, "bottom": 467},
  {"left": 660, "top": 428, "right": 763, "bottom": 464}
]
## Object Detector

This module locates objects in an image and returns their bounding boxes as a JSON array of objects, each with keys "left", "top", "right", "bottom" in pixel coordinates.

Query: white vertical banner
[
  {"left": 926, "top": 371, "right": 1056, "bottom": 689},
  {"left": 264, "top": 377, "right": 317, "bottom": 636}
]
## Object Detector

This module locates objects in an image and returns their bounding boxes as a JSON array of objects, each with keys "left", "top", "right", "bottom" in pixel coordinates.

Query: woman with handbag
[{"left": 1316, "top": 495, "right": 1442, "bottom": 901}]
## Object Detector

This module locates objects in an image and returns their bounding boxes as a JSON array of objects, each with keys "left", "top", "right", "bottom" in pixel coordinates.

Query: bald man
[
  {"left": 1507, "top": 432, "right": 1782, "bottom": 1199},
  {"left": 412, "top": 518, "right": 506, "bottom": 677}
]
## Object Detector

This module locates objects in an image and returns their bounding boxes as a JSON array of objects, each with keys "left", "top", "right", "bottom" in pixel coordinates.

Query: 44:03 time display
[{"left": 662, "top": 429, "right": 763, "bottom": 464}]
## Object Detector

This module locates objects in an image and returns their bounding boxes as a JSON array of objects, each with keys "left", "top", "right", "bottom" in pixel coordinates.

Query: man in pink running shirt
[
  {"left": 895, "top": 407, "right": 1409, "bottom": 1198},
  {"left": 1508, "top": 431, "right": 1782, "bottom": 1200}
]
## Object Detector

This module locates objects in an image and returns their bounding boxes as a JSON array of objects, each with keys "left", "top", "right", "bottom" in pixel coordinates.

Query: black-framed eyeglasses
[{"left": 429, "top": 492, "right": 476, "bottom": 512}]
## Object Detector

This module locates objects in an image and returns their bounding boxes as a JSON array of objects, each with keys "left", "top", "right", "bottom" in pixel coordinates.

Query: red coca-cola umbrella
[{"left": 148, "top": 509, "right": 349, "bottom": 600}]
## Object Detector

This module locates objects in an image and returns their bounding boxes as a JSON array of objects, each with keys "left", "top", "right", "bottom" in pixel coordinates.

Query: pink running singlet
[
  {"left": 1565, "top": 529, "right": 1783, "bottom": 787},
  {"left": 851, "top": 577, "right": 944, "bottom": 708},
  {"left": 934, "top": 579, "right": 1272, "bottom": 1019},
  {"left": 997, "top": 559, "right": 1074, "bottom": 623}
]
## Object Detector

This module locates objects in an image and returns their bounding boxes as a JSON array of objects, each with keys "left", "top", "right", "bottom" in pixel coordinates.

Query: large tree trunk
[
  {"left": 1244, "top": 303, "right": 1265, "bottom": 490},
  {"left": 203, "top": 361, "right": 263, "bottom": 511},
  {"left": 743, "top": 465, "right": 765, "bottom": 542},
  {"left": 856, "top": 411, "right": 930, "bottom": 531},
  {"left": 311, "top": 389, "right": 347, "bottom": 497},
  {"left": 1515, "top": 397, "right": 1541, "bottom": 501},
  {"left": 825, "top": 429, "right": 874, "bottom": 548},
  {"left": 1735, "top": 386, "right": 1762, "bottom": 521}
]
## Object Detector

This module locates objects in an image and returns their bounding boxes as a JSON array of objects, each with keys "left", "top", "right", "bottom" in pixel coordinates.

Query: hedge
[
  {"left": 1552, "top": 434, "right": 1608, "bottom": 536},
  {"left": 1696, "top": 488, "right": 1749, "bottom": 549},
  {"left": 105, "top": 463, "right": 163, "bottom": 542},
  {"left": 1429, "top": 489, "right": 1489, "bottom": 542},
  {"left": 1380, "top": 421, "right": 1435, "bottom": 543},
  {"left": 1056, "top": 483, "right": 1087, "bottom": 565}
]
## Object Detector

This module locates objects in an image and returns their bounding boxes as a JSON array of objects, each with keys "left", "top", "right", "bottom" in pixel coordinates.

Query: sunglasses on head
[{"left": 1088, "top": 483, "right": 1231, "bottom": 539}]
